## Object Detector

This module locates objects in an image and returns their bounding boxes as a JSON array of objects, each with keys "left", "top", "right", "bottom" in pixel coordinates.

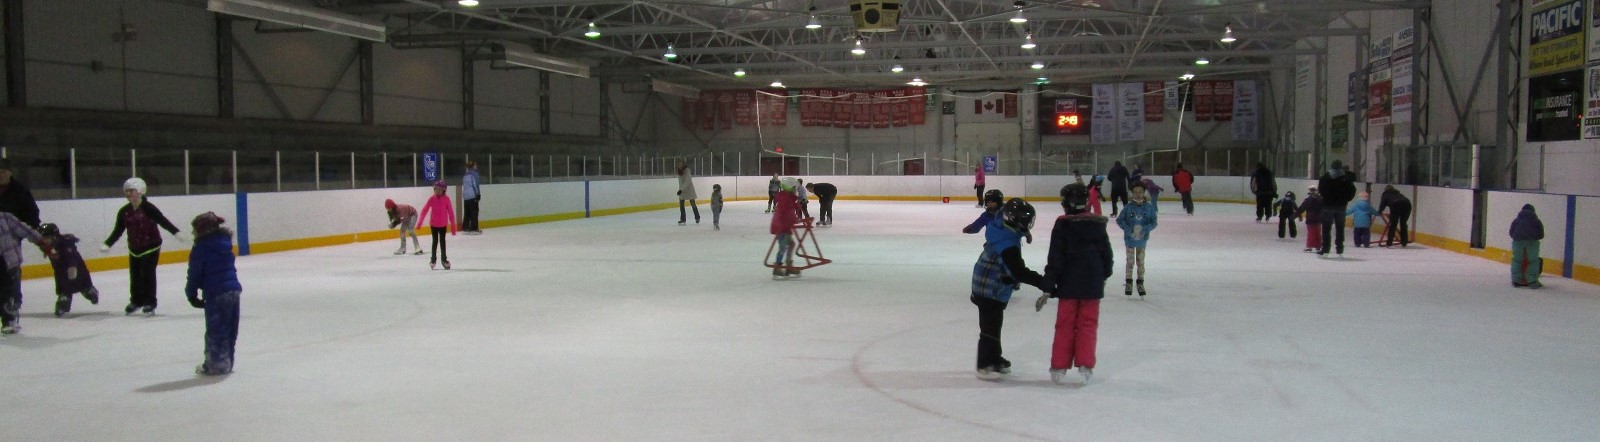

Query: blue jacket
[
  {"left": 1510, "top": 204, "right": 1544, "bottom": 241},
  {"left": 462, "top": 169, "right": 481, "bottom": 200},
  {"left": 970, "top": 215, "right": 1041, "bottom": 302},
  {"left": 1346, "top": 200, "right": 1378, "bottom": 228},
  {"left": 186, "top": 232, "right": 242, "bottom": 299},
  {"left": 1115, "top": 199, "right": 1158, "bottom": 248}
]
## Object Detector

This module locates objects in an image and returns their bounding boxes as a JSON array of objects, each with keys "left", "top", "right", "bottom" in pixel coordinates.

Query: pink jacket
[
  {"left": 416, "top": 194, "right": 458, "bottom": 234},
  {"left": 974, "top": 167, "right": 986, "bottom": 186}
]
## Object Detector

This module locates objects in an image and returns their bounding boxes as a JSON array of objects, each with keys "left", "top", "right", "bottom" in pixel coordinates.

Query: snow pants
[
  {"left": 201, "top": 290, "right": 240, "bottom": 375},
  {"left": 1051, "top": 299, "right": 1100, "bottom": 370}
]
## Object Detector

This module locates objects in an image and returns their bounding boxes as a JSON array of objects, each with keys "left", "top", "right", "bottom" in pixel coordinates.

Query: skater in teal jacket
[{"left": 1115, "top": 181, "right": 1158, "bottom": 297}]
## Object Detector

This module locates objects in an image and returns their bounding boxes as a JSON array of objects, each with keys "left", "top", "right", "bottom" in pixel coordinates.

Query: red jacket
[
  {"left": 770, "top": 191, "right": 798, "bottom": 234},
  {"left": 1172, "top": 169, "right": 1194, "bottom": 193}
]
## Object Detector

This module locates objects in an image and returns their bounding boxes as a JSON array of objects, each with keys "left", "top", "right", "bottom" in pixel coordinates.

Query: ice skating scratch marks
[{"left": 850, "top": 320, "right": 1058, "bottom": 442}]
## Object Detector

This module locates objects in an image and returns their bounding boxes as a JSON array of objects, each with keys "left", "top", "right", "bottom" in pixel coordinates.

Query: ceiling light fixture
[
  {"left": 500, "top": 42, "right": 591, "bottom": 78},
  {"left": 1194, "top": 57, "right": 1210, "bottom": 65},
  {"left": 206, "top": 0, "right": 387, "bottom": 42},
  {"left": 584, "top": 22, "right": 601, "bottom": 38},
  {"left": 806, "top": 7, "right": 822, "bottom": 29},
  {"left": 770, "top": 80, "right": 786, "bottom": 88},
  {"left": 851, "top": 37, "right": 866, "bottom": 55},
  {"left": 458, "top": 0, "right": 478, "bottom": 7},
  {"left": 1031, "top": 60, "right": 1044, "bottom": 69},
  {"left": 1010, "top": 1, "right": 1027, "bottom": 23},
  {"left": 1220, "top": 24, "right": 1236, "bottom": 43},
  {"left": 664, "top": 43, "right": 678, "bottom": 60},
  {"left": 907, "top": 77, "right": 928, "bottom": 86},
  {"left": 734, "top": 68, "right": 747, "bottom": 77},
  {"left": 1021, "top": 33, "right": 1036, "bottom": 49},
  {"left": 1180, "top": 72, "right": 1195, "bottom": 80},
  {"left": 891, "top": 64, "right": 904, "bottom": 73}
]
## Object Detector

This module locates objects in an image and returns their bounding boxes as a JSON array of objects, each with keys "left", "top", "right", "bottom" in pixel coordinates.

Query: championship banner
[
  {"left": 1212, "top": 80, "right": 1234, "bottom": 122},
  {"left": 734, "top": 91, "right": 754, "bottom": 126},
  {"left": 853, "top": 92, "right": 871, "bottom": 129},
  {"left": 908, "top": 88, "right": 927, "bottom": 125},
  {"left": 873, "top": 91, "right": 891, "bottom": 128},
  {"left": 1144, "top": 82, "right": 1165, "bottom": 122},
  {"left": 1118, "top": 83, "right": 1145, "bottom": 141},
  {"left": 1091, "top": 84, "right": 1117, "bottom": 144},
  {"left": 833, "top": 91, "right": 852, "bottom": 128},
  {"left": 1585, "top": 65, "right": 1600, "bottom": 139},
  {"left": 1164, "top": 81, "right": 1179, "bottom": 110},
  {"left": 1232, "top": 80, "right": 1258, "bottom": 141},
  {"left": 1529, "top": 0, "right": 1585, "bottom": 76},
  {"left": 1193, "top": 80, "right": 1213, "bottom": 122},
  {"left": 760, "top": 89, "right": 787, "bottom": 126}
]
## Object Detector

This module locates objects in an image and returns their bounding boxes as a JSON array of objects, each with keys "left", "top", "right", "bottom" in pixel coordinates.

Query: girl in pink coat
[{"left": 416, "top": 181, "right": 458, "bottom": 269}]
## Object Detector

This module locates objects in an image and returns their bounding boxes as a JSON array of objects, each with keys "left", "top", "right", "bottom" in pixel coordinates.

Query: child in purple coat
[{"left": 39, "top": 223, "right": 99, "bottom": 317}]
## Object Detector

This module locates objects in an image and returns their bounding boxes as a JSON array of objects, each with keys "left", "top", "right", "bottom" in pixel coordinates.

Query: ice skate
[
  {"left": 55, "top": 295, "right": 70, "bottom": 317},
  {"left": 996, "top": 360, "right": 1012, "bottom": 374},
  {"left": 974, "top": 366, "right": 1003, "bottom": 381},
  {"left": 394, "top": 246, "right": 407, "bottom": 255},
  {"left": 1124, "top": 279, "right": 1133, "bottom": 296},
  {"left": 1528, "top": 281, "right": 1544, "bottom": 289},
  {"left": 413, "top": 249, "right": 425, "bottom": 255},
  {"left": 124, "top": 304, "right": 139, "bottom": 316},
  {"left": 84, "top": 287, "right": 99, "bottom": 304},
  {"left": 430, "top": 259, "right": 437, "bottom": 270},
  {"left": 1079, "top": 366, "right": 1093, "bottom": 383},
  {"left": 786, "top": 267, "right": 801, "bottom": 278},
  {"left": 1137, "top": 279, "right": 1146, "bottom": 297},
  {"left": 677, "top": 221, "right": 686, "bottom": 226},
  {"left": 1, "top": 324, "right": 17, "bottom": 335},
  {"left": 1050, "top": 368, "right": 1070, "bottom": 385},
  {"left": 141, "top": 305, "right": 155, "bottom": 315},
  {"left": 771, "top": 267, "right": 788, "bottom": 280},
  {"left": 442, "top": 260, "right": 451, "bottom": 270}
]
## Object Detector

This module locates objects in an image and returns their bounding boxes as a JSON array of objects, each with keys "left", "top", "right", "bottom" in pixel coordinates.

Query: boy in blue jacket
[
  {"left": 964, "top": 196, "right": 1044, "bottom": 380},
  {"left": 1346, "top": 192, "right": 1379, "bottom": 248},
  {"left": 186, "top": 212, "right": 243, "bottom": 376}
]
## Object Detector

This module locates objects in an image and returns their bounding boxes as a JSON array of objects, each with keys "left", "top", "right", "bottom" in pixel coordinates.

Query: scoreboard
[{"left": 1039, "top": 96, "right": 1091, "bottom": 136}]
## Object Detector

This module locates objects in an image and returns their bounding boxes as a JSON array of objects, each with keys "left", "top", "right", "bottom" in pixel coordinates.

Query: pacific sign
[{"left": 1531, "top": 0, "right": 1583, "bottom": 43}]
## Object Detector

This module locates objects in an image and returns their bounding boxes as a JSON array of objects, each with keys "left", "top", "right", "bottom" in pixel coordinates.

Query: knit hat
[
  {"left": 192, "top": 211, "right": 225, "bottom": 236},
  {"left": 433, "top": 180, "right": 448, "bottom": 190},
  {"left": 385, "top": 199, "right": 397, "bottom": 210}
]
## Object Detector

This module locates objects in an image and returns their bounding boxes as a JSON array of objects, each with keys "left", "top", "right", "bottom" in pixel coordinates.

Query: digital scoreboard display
[{"left": 1039, "top": 96, "right": 1091, "bottom": 136}]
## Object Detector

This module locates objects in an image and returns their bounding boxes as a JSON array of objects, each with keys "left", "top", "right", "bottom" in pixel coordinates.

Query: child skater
[
  {"left": 385, "top": 199, "right": 424, "bottom": 255},
  {"left": 0, "top": 212, "right": 52, "bottom": 335},
  {"left": 770, "top": 177, "right": 800, "bottom": 279},
  {"left": 711, "top": 184, "right": 724, "bottom": 230},
  {"left": 1509, "top": 204, "right": 1545, "bottom": 288},
  {"left": 1115, "top": 181, "right": 1158, "bottom": 297},
  {"left": 1275, "top": 191, "right": 1299, "bottom": 239},
  {"left": 1140, "top": 177, "right": 1165, "bottom": 211},
  {"left": 416, "top": 180, "right": 458, "bottom": 270},
  {"left": 1034, "top": 183, "right": 1113, "bottom": 385},
  {"left": 965, "top": 198, "right": 1044, "bottom": 380},
  {"left": 1346, "top": 192, "right": 1379, "bottom": 248},
  {"left": 101, "top": 177, "right": 187, "bottom": 315},
  {"left": 39, "top": 223, "right": 99, "bottom": 317},
  {"left": 1087, "top": 176, "right": 1104, "bottom": 216},
  {"left": 185, "top": 212, "right": 242, "bottom": 376},
  {"left": 1297, "top": 186, "right": 1324, "bottom": 253},
  {"left": 796, "top": 179, "right": 811, "bottom": 220}
]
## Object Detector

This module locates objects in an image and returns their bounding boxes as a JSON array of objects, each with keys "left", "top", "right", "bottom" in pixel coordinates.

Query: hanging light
[
  {"left": 770, "top": 80, "right": 786, "bottom": 88},
  {"left": 1194, "top": 57, "right": 1209, "bottom": 65},
  {"left": 664, "top": 43, "right": 678, "bottom": 59},
  {"left": 907, "top": 77, "right": 928, "bottom": 86},
  {"left": 1220, "top": 24, "right": 1237, "bottom": 43},
  {"left": 734, "top": 68, "right": 747, "bottom": 77},
  {"left": 1021, "top": 33, "right": 1036, "bottom": 49},
  {"left": 1035, "top": 77, "right": 1049, "bottom": 84},
  {"left": 1010, "top": 1, "right": 1027, "bottom": 23},
  {"left": 1031, "top": 60, "right": 1044, "bottom": 69},
  {"left": 1180, "top": 72, "right": 1195, "bottom": 80},
  {"left": 806, "top": 7, "right": 822, "bottom": 29},
  {"left": 851, "top": 37, "right": 866, "bottom": 55},
  {"left": 891, "top": 64, "right": 904, "bottom": 73},
  {"left": 458, "top": 0, "right": 479, "bottom": 7},
  {"left": 584, "top": 22, "right": 601, "bottom": 38}
]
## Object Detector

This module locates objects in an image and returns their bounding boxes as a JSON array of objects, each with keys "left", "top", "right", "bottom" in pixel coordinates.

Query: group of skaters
[
  {"left": 1250, "top": 161, "right": 1415, "bottom": 256},
  {"left": 381, "top": 161, "right": 485, "bottom": 270},
  {"left": 0, "top": 165, "right": 241, "bottom": 377}
]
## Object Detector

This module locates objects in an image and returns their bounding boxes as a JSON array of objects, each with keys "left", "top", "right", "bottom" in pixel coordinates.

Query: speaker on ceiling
[{"left": 849, "top": 0, "right": 901, "bottom": 32}]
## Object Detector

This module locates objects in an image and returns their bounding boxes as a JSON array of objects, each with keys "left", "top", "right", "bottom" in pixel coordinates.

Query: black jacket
[
  {"left": 1250, "top": 167, "right": 1277, "bottom": 196},
  {"left": 1318, "top": 173, "right": 1357, "bottom": 208},
  {"left": 1378, "top": 188, "right": 1411, "bottom": 213},
  {"left": 0, "top": 180, "right": 41, "bottom": 229},
  {"left": 1041, "top": 214, "right": 1114, "bottom": 300},
  {"left": 1106, "top": 165, "right": 1130, "bottom": 190},
  {"left": 810, "top": 183, "right": 837, "bottom": 199}
]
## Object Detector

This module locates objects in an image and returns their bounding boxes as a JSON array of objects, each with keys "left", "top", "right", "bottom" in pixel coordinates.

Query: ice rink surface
[{"left": 3, "top": 200, "right": 1598, "bottom": 441}]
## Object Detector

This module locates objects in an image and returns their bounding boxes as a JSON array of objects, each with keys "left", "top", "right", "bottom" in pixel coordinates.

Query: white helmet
[{"left": 123, "top": 177, "right": 147, "bottom": 195}]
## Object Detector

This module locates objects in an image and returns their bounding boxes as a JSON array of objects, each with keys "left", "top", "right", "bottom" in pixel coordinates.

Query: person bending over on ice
[
  {"left": 1115, "top": 181, "right": 1158, "bottom": 297},
  {"left": 385, "top": 199, "right": 424, "bottom": 255},
  {"left": 1035, "top": 183, "right": 1113, "bottom": 385},
  {"left": 967, "top": 198, "right": 1044, "bottom": 380}
]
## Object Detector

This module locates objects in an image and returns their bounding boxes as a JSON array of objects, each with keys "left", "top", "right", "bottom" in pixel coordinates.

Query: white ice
[{"left": 2, "top": 200, "right": 1597, "bottom": 441}]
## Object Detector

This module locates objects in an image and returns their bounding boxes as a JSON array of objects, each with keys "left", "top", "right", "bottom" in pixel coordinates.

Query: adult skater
[
  {"left": 965, "top": 197, "right": 1044, "bottom": 380},
  {"left": 1377, "top": 185, "right": 1413, "bottom": 247},
  {"left": 1249, "top": 162, "right": 1277, "bottom": 222},
  {"left": 1317, "top": 161, "right": 1357, "bottom": 256},
  {"left": 102, "top": 178, "right": 186, "bottom": 315},
  {"left": 805, "top": 182, "right": 838, "bottom": 226},
  {"left": 461, "top": 161, "right": 482, "bottom": 235},
  {"left": 676, "top": 160, "right": 700, "bottom": 226},
  {"left": 1171, "top": 163, "right": 1195, "bottom": 215},
  {"left": 1034, "top": 183, "right": 1113, "bottom": 385},
  {"left": 185, "top": 212, "right": 242, "bottom": 376},
  {"left": 0, "top": 159, "right": 41, "bottom": 229},
  {"left": 1105, "top": 161, "right": 1130, "bottom": 216}
]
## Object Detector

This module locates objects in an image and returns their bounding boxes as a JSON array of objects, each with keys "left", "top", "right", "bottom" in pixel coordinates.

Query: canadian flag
[{"left": 973, "top": 98, "right": 1003, "bottom": 114}]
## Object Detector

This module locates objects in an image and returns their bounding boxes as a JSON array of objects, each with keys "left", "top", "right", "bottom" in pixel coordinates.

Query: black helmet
[
  {"left": 983, "top": 189, "right": 1005, "bottom": 206},
  {"left": 1002, "top": 198, "right": 1036, "bottom": 232},
  {"left": 38, "top": 223, "right": 59, "bottom": 237},
  {"left": 1060, "top": 183, "right": 1089, "bottom": 212}
]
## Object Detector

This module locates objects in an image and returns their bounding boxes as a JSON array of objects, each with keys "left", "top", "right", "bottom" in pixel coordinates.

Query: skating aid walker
[{"left": 764, "top": 216, "right": 831, "bottom": 280}]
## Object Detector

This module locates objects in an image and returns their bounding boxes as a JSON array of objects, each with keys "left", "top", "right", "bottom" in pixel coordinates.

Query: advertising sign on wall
[
  {"left": 1367, "top": 58, "right": 1393, "bottom": 127},
  {"left": 1529, "top": 0, "right": 1586, "bottom": 76},
  {"left": 422, "top": 151, "right": 440, "bottom": 183},
  {"left": 1331, "top": 114, "right": 1350, "bottom": 152},
  {"left": 1584, "top": 65, "right": 1600, "bottom": 138},
  {"left": 1527, "top": 69, "right": 1583, "bottom": 142},
  {"left": 1590, "top": 0, "right": 1600, "bottom": 63}
]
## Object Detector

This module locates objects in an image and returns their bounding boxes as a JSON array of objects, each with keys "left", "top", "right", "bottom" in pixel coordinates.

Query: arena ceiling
[{"left": 325, "top": 0, "right": 1425, "bottom": 89}]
